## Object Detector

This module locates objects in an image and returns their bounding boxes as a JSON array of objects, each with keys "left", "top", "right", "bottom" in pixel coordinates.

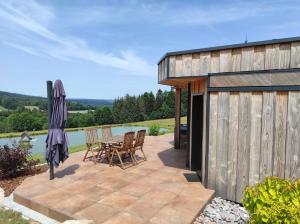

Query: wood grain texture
[
  {"left": 220, "top": 49, "right": 232, "bottom": 73},
  {"left": 291, "top": 42, "right": 300, "bottom": 68},
  {"left": 260, "top": 92, "right": 275, "bottom": 181},
  {"left": 175, "top": 56, "right": 183, "bottom": 77},
  {"left": 210, "top": 51, "right": 220, "bottom": 73},
  {"left": 169, "top": 56, "right": 176, "bottom": 78},
  {"left": 279, "top": 43, "right": 291, "bottom": 69},
  {"left": 182, "top": 54, "right": 192, "bottom": 77},
  {"left": 249, "top": 93, "right": 262, "bottom": 186},
  {"left": 241, "top": 47, "right": 254, "bottom": 71},
  {"left": 164, "top": 58, "right": 168, "bottom": 80},
  {"left": 231, "top": 48, "right": 242, "bottom": 72},
  {"left": 253, "top": 46, "right": 265, "bottom": 70},
  {"left": 174, "top": 88, "right": 181, "bottom": 149},
  {"left": 265, "top": 44, "right": 280, "bottom": 69},
  {"left": 191, "top": 53, "right": 201, "bottom": 76},
  {"left": 216, "top": 92, "right": 229, "bottom": 197},
  {"left": 199, "top": 52, "right": 211, "bottom": 75},
  {"left": 208, "top": 93, "right": 218, "bottom": 189},
  {"left": 285, "top": 91, "right": 300, "bottom": 178},
  {"left": 209, "top": 71, "right": 300, "bottom": 88},
  {"left": 236, "top": 92, "right": 251, "bottom": 202},
  {"left": 161, "top": 60, "right": 165, "bottom": 80},
  {"left": 273, "top": 92, "right": 288, "bottom": 178},
  {"left": 227, "top": 93, "right": 239, "bottom": 201}
]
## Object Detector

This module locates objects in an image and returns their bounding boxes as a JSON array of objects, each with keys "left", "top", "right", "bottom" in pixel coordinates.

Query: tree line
[{"left": 0, "top": 89, "right": 187, "bottom": 133}]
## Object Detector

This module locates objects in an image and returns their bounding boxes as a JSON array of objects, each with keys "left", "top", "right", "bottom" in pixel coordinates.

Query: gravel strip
[{"left": 194, "top": 197, "right": 249, "bottom": 224}]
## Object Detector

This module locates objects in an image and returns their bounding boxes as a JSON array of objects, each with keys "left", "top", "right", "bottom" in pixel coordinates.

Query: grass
[
  {"left": 126, "top": 117, "right": 187, "bottom": 133},
  {"left": 32, "top": 144, "right": 86, "bottom": 164},
  {"left": 0, "top": 117, "right": 187, "bottom": 138},
  {"left": 24, "top": 106, "right": 39, "bottom": 111},
  {"left": 3, "top": 116, "right": 187, "bottom": 164},
  {"left": 0, "top": 106, "right": 7, "bottom": 112},
  {"left": 0, "top": 208, "right": 30, "bottom": 224}
]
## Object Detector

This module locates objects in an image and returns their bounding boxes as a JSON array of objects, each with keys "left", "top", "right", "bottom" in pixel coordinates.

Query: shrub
[
  {"left": 243, "top": 176, "right": 300, "bottom": 223},
  {"left": 148, "top": 124, "right": 160, "bottom": 136},
  {"left": 0, "top": 144, "right": 39, "bottom": 179}
]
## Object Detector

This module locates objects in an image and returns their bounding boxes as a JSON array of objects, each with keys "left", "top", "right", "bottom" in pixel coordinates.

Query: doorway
[{"left": 190, "top": 94, "right": 204, "bottom": 172}]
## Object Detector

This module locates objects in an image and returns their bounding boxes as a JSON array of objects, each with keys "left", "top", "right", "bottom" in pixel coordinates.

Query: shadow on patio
[{"left": 13, "top": 134, "right": 214, "bottom": 224}]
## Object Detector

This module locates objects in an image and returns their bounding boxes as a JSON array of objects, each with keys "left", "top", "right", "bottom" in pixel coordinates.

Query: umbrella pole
[{"left": 47, "top": 81, "right": 54, "bottom": 180}]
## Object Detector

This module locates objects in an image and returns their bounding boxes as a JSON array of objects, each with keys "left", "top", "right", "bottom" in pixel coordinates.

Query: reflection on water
[{"left": 0, "top": 126, "right": 165, "bottom": 155}]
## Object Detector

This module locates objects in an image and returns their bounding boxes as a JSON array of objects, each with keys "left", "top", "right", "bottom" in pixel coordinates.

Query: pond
[{"left": 0, "top": 126, "right": 167, "bottom": 155}]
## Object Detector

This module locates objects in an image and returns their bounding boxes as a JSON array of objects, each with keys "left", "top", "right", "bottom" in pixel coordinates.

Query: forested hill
[
  {"left": 68, "top": 98, "right": 113, "bottom": 107},
  {"left": 0, "top": 91, "right": 113, "bottom": 110}
]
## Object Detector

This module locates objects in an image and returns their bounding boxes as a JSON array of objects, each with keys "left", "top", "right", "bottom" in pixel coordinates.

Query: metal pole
[{"left": 47, "top": 81, "right": 54, "bottom": 180}]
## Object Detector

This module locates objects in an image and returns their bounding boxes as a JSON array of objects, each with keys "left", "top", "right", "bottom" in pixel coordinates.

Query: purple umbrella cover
[{"left": 45, "top": 80, "right": 69, "bottom": 167}]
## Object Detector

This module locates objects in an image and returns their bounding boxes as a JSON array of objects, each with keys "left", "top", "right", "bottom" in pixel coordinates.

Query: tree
[
  {"left": 95, "top": 107, "right": 114, "bottom": 125},
  {"left": 155, "top": 89, "right": 164, "bottom": 111},
  {"left": 142, "top": 92, "right": 155, "bottom": 117}
]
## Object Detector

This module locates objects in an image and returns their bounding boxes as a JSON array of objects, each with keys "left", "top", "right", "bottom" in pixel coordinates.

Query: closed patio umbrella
[{"left": 45, "top": 80, "right": 69, "bottom": 175}]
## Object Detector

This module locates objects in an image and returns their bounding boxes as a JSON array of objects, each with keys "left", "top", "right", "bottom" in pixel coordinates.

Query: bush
[
  {"left": 0, "top": 144, "right": 39, "bottom": 179},
  {"left": 243, "top": 176, "right": 300, "bottom": 223},
  {"left": 148, "top": 124, "right": 160, "bottom": 136}
]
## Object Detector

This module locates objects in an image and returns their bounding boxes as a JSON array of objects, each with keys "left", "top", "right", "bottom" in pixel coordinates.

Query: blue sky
[{"left": 0, "top": 0, "right": 299, "bottom": 99}]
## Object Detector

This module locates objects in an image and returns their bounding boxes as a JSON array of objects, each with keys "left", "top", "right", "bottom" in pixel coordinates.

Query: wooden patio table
[{"left": 101, "top": 135, "right": 136, "bottom": 163}]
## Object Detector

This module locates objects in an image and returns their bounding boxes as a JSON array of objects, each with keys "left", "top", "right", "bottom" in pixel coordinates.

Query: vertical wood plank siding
[
  {"left": 208, "top": 91, "right": 300, "bottom": 202},
  {"left": 158, "top": 41, "right": 300, "bottom": 82}
]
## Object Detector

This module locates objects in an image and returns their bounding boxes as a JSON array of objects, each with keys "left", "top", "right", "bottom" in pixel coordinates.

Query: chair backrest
[
  {"left": 122, "top": 131, "right": 135, "bottom": 151},
  {"left": 102, "top": 126, "right": 113, "bottom": 141},
  {"left": 85, "top": 128, "right": 99, "bottom": 145},
  {"left": 134, "top": 130, "right": 146, "bottom": 147}
]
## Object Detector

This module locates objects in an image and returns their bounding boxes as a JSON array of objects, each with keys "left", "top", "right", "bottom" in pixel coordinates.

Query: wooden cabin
[{"left": 158, "top": 36, "right": 300, "bottom": 202}]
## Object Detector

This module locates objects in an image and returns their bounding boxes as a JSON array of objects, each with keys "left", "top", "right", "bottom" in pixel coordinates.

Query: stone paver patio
[{"left": 14, "top": 134, "right": 215, "bottom": 224}]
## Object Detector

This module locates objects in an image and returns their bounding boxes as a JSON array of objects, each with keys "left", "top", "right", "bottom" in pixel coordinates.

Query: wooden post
[
  {"left": 47, "top": 81, "right": 54, "bottom": 180},
  {"left": 174, "top": 87, "right": 181, "bottom": 149}
]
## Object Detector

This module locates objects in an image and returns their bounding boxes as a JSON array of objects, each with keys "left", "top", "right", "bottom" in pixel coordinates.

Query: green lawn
[
  {"left": 3, "top": 117, "right": 187, "bottom": 164},
  {"left": 0, "top": 106, "right": 7, "bottom": 112},
  {"left": 0, "top": 117, "right": 186, "bottom": 138},
  {"left": 0, "top": 208, "right": 30, "bottom": 224},
  {"left": 32, "top": 144, "right": 86, "bottom": 164}
]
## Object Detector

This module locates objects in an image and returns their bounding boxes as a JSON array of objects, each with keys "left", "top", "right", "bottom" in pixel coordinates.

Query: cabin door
[{"left": 190, "top": 94, "right": 204, "bottom": 172}]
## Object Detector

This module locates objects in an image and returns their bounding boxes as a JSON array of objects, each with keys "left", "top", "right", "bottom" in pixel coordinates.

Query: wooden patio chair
[
  {"left": 132, "top": 130, "right": 147, "bottom": 163},
  {"left": 83, "top": 128, "right": 103, "bottom": 163},
  {"left": 102, "top": 126, "right": 113, "bottom": 141},
  {"left": 109, "top": 131, "right": 135, "bottom": 169}
]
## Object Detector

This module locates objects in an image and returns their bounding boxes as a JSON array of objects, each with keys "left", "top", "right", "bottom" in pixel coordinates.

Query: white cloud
[{"left": 0, "top": 0, "right": 155, "bottom": 76}]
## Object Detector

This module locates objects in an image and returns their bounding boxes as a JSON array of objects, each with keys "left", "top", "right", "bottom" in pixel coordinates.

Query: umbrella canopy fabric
[{"left": 45, "top": 80, "right": 69, "bottom": 167}]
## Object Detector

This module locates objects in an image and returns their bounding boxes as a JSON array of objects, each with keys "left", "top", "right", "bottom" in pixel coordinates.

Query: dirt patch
[{"left": 0, "top": 165, "right": 48, "bottom": 197}]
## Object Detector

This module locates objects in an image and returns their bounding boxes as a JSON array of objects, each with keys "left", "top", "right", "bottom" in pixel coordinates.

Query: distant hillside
[
  {"left": 68, "top": 98, "right": 113, "bottom": 107},
  {"left": 0, "top": 91, "right": 113, "bottom": 110}
]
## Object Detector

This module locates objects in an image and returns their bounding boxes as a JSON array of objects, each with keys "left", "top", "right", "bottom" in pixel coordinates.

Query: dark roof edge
[{"left": 158, "top": 36, "right": 300, "bottom": 65}]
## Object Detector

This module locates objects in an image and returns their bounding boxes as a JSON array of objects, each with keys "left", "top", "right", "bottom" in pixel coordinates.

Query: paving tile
[
  {"left": 47, "top": 194, "right": 95, "bottom": 215},
  {"left": 102, "top": 212, "right": 146, "bottom": 224},
  {"left": 79, "top": 186, "right": 113, "bottom": 202},
  {"left": 126, "top": 190, "right": 177, "bottom": 220},
  {"left": 119, "top": 183, "right": 153, "bottom": 198},
  {"left": 98, "top": 191, "right": 138, "bottom": 210},
  {"left": 74, "top": 203, "right": 118, "bottom": 224},
  {"left": 13, "top": 134, "right": 215, "bottom": 224}
]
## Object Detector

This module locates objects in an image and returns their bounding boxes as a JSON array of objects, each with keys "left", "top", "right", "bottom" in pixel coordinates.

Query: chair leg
[
  {"left": 141, "top": 148, "right": 147, "bottom": 161},
  {"left": 83, "top": 147, "right": 90, "bottom": 161},
  {"left": 130, "top": 151, "right": 137, "bottom": 164},
  {"left": 116, "top": 150, "right": 125, "bottom": 169},
  {"left": 109, "top": 149, "right": 115, "bottom": 166}
]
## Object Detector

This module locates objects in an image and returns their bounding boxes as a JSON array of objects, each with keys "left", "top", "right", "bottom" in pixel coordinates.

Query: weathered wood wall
[
  {"left": 207, "top": 91, "right": 300, "bottom": 202},
  {"left": 158, "top": 41, "right": 300, "bottom": 82}
]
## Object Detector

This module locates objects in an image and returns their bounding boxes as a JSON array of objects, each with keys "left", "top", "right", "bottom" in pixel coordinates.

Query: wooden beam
[{"left": 175, "top": 88, "right": 181, "bottom": 149}]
